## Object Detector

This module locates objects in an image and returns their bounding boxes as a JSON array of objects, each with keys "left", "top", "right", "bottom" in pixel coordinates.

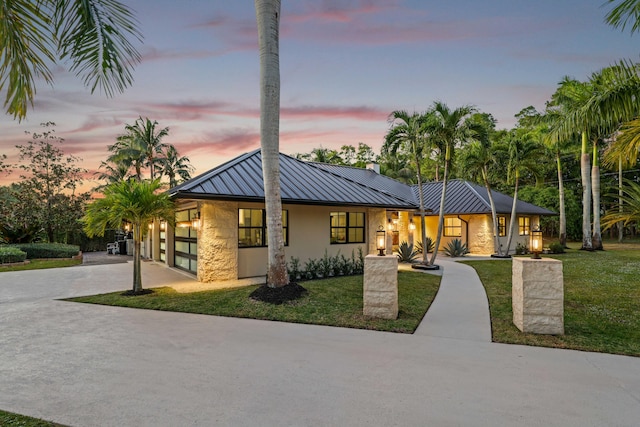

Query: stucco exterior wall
[{"left": 237, "top": 203, "right": 386, "bottom": 278}]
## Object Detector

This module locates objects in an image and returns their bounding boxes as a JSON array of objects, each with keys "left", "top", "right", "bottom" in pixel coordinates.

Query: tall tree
[
  {"left": 123, "top": 117, "right": 170, "bottom": 180},
  {"left": 384, "top": 110, "right": 431, "bottom": 264},
  {"left": 0, "top": 0, "right": 141, "bottom": 120},
  {"left": 16, "top": 123, "right": 88, "bottom": 242},
  {"left": 605, "top": 0, "right": 640, "bottom": 34},
  {"left": 83, "top": 179, "right": 174, "bottom": 293},
  {"left": 158, "top": 145, "right": 194, "bottom": 188},
  {"left": 255, "top": 0, "right": 288, "bottom": 288},
  {"left": 459, "top": 113, "right": 504, "bottom": 256},
  {"left": 428, "top": 102, "right": 474, "bottom": 266}
]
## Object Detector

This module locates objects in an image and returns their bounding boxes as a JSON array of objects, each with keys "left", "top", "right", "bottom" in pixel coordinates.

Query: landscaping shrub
[
  {"left": 11, "top": 243, "right": 80, "bottom": 259},
  {"left": 288, "top": 248, "right": 365, "bottom": 282},
  {"left": 0, "top": 246, "right": 27, "bottom": 263},
  {"left": 443, "top": 239, "right": 469, "bottom": 257},
  {"left": 515, "top": 242, "right": 529, "bottom": 255},
  {"left": 415, "top": 237, "right": 435, "bottom": 253},
  {"left": 397, "top": 241, "right": 419, "bottom": 263},
  {"left": 548, "top": 242, "right": 565, "bottom": 254}
]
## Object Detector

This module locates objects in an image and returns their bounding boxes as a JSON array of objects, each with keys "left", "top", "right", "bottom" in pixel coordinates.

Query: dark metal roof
[
  {"left": 413, "top": 180, "right": 556, "bottom": 216},
  {"left": 169, "top": 150, "right": 555, "bottom": 215},
  {"left": 169, "top": 150, "right": 416, "bottom": 209}
]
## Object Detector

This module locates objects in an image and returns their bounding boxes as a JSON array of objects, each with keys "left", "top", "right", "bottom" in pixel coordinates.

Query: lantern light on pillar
[
  {"left": 376, "top": 226, "right": 386, "bottom": 256},
  {"left": 530, "top": 226, "right": 543, "bottom": 259},
  {"left": 409, "top": 219, "right": 416, "bottom": 231}
]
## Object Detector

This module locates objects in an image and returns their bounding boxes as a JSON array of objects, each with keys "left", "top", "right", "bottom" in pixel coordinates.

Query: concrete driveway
[{"left": 0, "top": 261, "right": 639, "bottom": 427}]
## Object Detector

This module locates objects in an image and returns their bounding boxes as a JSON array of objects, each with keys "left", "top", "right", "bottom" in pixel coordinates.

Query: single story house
[{"left": 143, "top": 149, "right": 554, "bottom": 282}]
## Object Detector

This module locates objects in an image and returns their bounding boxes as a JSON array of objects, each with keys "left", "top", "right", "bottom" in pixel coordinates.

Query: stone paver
[{"left": 0, "top": 260, "right": 639, "bottom": 427}]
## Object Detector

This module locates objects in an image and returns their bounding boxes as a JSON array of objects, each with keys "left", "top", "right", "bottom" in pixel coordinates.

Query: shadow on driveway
[{"left": 81, "top": 251, "right": 133, "bottom": 266}]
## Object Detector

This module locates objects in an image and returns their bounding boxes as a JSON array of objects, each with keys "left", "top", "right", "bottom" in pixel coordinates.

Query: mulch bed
[
  {"left": 249, "top": 283, "right": 308, "bottom": 305},
  {"left": 121, "top": 289, "right": 155, "bottom": 297}
]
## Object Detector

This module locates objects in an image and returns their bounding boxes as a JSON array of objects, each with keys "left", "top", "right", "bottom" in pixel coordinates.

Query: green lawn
[
  {"left": 0, "top": 409, "right": 66, "bottom": 427},
  {"left": 69, "top": 271, "right": 440, "bottom": 333},
  {"left": 463, "top": 247, "right": 640, "bottom": 357},
  {"left": 0, "top": 259, "right": 81, "bottom": 272}
]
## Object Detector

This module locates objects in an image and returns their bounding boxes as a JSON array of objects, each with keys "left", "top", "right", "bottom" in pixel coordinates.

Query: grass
[
  {"left": 68, "top": 271, "right": 441, "bottom": 333},
  {"left": 0, "top": 259, "right": 81, "bottom": 272},
  {"left": 0, "top": 409, "right": 67, "bottom": 426},
  {"left": 463, "top": 245, "right": 640, "bottom": 357}
]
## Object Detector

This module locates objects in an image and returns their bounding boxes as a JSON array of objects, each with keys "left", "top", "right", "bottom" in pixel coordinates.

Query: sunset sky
[{"left": 0, "top": 0, "right": 638, "bottom": 191}]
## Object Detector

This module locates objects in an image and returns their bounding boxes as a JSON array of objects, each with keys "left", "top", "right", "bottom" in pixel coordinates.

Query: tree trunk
[
  {"left": 133, "top": 223, "right": 142, "bottom": 293},
  {"left": 580, "top": 132, "right": 593, "bottom": 250},
  {"left": 591, "top": 140, "right": 602, "bottom": 250},
  {"left": 504, "top": 174, "right": 519, "bottom": 256},
  {"left": 618, "top": 157, "right": 624, "bottom": 243},
  {"left": 557, "top": 149, "right": 567, "bottom": 247},
  {"left": 429, "top": 145, "right": 450, "bottom": 265},
  {"left": 483, "top": 166, "right": 502, "bottom": 256},
  {"left": 415, "top": 150, "right": 428, "bottom": 263},
  {"left": 256, "top": 0, "right": 288, "bottom": 287}
]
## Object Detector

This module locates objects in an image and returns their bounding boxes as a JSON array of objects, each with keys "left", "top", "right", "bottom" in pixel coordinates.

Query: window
[
  {"left": 174, "top": 208, "right": 198, "bottom": 274},
  {"left": 519, "top": 216, "right": 531, "bottom": 236},
  {"left": 498, "top": 216, "right": 506, "bottom": 237},
  {"left": 238, "top": 208, "right": 288, "bottom": 247},
  {"left": 330, "top": 211, "right": 365, "bottom": 244},
  {"left": 444, "top": 217, "right": 462, "bottom": 237}
]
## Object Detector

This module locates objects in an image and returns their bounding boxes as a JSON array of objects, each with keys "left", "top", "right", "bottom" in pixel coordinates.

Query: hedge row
[
  {"left": 8, "top": 243, "right": 80, "bottom": 259},
  {"left": 0, "top": 247, "right": 27, "bottom": 264}
]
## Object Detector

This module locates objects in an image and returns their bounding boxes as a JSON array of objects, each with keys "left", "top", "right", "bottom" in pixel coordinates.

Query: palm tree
[
  {"left": 83, "top": 179, "right": 174, "bottom": 293},
  {"left": 255, "top": 0, "right": 288, "bottom": 288},
  {"left": 158, "top": 145, "right": 194, "bottom": 188},
  {"left": 124, "top": 117, "right": 170, "bottom": 180},
  {"left": 0, "top": 0, "right": 141, "bottom": 120},
  {"left": 106, "top": 136, "right": 146, "bottom": 181},
  {"left": 384, "top": 110, "right": 431, "bottom": 264},
  {"left": 605, "top": 0, "right": 640, "bottom": 33},
  {"left": 428, "top": 101, "right": 474, "bottom": 266},
  {"left": 601, "top": 179, "right": 640, "bottom": 231},
  {"left": 502, "top": 132, "right": 544, "bottom": 255},
  {"left": 459, "top": 113, "right": 504, "bottom": 256}
]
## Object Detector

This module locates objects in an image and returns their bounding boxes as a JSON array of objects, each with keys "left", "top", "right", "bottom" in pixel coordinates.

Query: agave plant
[
  {"left": 443, "top": 239, "right": 469, "bottom": 257},
  {"left": 397, "top": 241, "right": 420, "bottom": 263},
  {"left": 415, "top": 237, "right": 435, "bottom": 254}
]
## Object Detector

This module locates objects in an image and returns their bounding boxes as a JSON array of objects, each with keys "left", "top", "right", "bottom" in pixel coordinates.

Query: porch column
[{"left": 198, "top": 201, "right": 239, "bottom": 282}]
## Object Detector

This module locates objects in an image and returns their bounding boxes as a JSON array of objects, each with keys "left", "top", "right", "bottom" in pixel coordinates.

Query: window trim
[
  {"left": 330, "top": 211, "right": 366, "bottom": 244},
  {"left": 238, "top": 208, "right": 288, "bottom": 248},
  {"left": 443, "top": 217, "right": 462, "bottom": 237}
]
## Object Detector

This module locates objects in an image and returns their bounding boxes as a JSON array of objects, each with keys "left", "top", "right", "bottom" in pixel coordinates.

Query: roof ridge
[
  {"left": 169, "top": 149, "right": 260, "bottom": 194},
  {"left": 463, "top": 181, "right": 492, "bottom": 210}
]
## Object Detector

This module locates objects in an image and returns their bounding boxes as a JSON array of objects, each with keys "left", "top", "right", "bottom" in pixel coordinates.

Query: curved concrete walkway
[{"left": 1, "top": 261, "right": 639, "bottom": 426}]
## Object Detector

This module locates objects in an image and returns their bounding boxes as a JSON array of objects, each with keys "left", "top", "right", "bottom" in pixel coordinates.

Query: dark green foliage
[
  {"left": 397, "top": 241, "right": 419, "bottom": 263},
  {"left": 443, "top": 238, "right": 469, "bottom": 257},
  {"left": 415, "top": 237, "right": 435, "bottom": 253},
  {"left": 289, "top": 248, "right": 364, "bottom": 282},
  {"left": 11, "top": 243, "right": 80, "bottom": 259},
  {"left": 518, "top": 185, "right": 582, "bottom": 241},
  {"left": 515, "top": 242, "right": 529, "bottom": 255},
  {"left": 548, "top": 242, "right": 565, "bottom": 254},
  {"left": 0, "top": 246, "right": 27, "bottom": 263}
]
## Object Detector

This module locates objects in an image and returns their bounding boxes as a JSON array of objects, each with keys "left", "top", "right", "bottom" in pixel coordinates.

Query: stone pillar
[
  {"left": 198, "top": 201, "right": 238, "bottom": 282},
  {"left": 367, "top": 208, "right": 386, "bottom": 255},
  {"left": 363, "top": 254, "right": 398, "bottom": 319},
  {"left": 512, "top": 258, "right": 564, "bottom": 334}
]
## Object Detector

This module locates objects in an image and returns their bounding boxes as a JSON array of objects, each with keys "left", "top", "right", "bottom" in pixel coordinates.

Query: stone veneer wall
[
  {"left": 363, "top": 254, "right": 398, "bottom": 319},
  {"left": 198, "top": 201, "right": 239, "bottom": 282},
  {"left": 512, "top": 257, "right": 564, "bottom": 334}
]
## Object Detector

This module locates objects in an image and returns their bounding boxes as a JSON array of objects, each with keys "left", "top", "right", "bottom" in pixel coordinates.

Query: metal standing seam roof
[
  {"left": 412, "top": 179, "right": 556, "bottom": 216},
  {"left": 168, "top": 149, "right": 416, "bottom": 209}
]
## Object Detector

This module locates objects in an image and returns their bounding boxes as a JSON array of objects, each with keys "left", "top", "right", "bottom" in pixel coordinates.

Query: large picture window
[
  {"left": 174, "top": 208, "right": 198, "bottom": 274},
  {"left": 519, "top": 216, "right": 531, "bottom": 236},
  {"left": 498, "top": 216, "right": 506, "bottom": 237},
  {"left": 330, "top": 211, "right": 365, "bottom": 244},
  {"left": 444, "top": 217, "right": 462, "bottom": 237},
  {"left": 238, "top": 208, "right": 288, "bottom": 247}
]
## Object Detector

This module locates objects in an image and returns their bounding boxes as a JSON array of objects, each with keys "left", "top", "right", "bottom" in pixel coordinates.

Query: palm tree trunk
[
  {"left": 415, "top": 150, "right": 428, "bottom": 263},
  {"left": 256, "top": 0, "right": 288, "bottom": 287},
  {"left": 619, "top": 157, "right": 624, "bottom": 243},
  {"left": 557, "top": 149, "right": 567, "bottom": 247},
  {"left": 483, "top": 167, "right": 502, "bottom": 256},
  {"left": 591, "top": 139, "right": 603, "bottom": 250},
  {"left": 429, "top": 145, "right": 449, "bottom": 265},
  {"left": 581, "top": 132, "right": 593, "bottom": 250},
  {"left": 504, "top": 175, "right": 519, "bottom": 256},
  {"left": 133, "top": 223, "right": 142, "bottom": 293}
]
